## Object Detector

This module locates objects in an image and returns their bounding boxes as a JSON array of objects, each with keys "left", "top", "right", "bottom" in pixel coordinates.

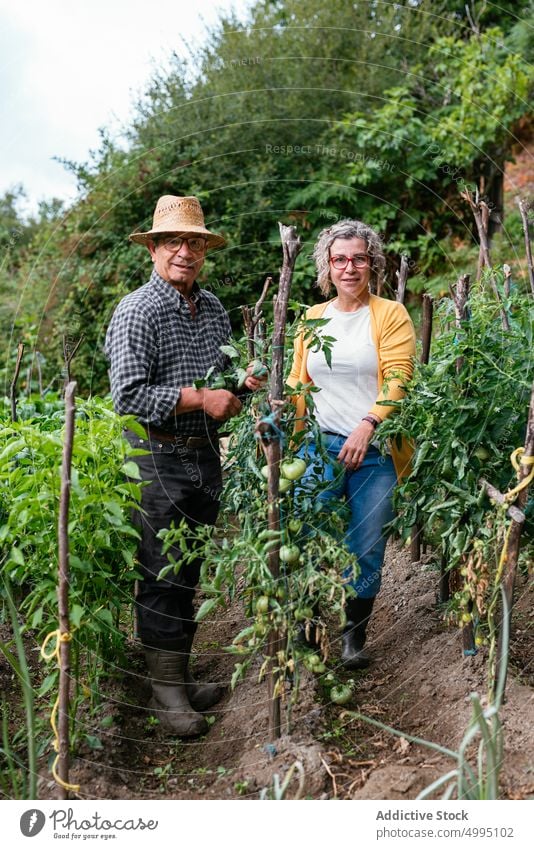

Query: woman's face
[{"left": 328, "top": 236, "right": 371, "bottom": 304}]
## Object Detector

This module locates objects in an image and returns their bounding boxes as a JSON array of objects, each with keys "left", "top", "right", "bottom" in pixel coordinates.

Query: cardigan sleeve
[
  {"left": 369, "top": 301, "right": 416, "bottom": 421},
  {"left": 287, "top": 328, "right": 305, "bottom": 390}
]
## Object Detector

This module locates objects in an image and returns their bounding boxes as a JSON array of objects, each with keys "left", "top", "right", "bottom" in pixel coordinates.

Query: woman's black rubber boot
[{"left": 341, "top": 596, "right": 376, "bottom": 670}]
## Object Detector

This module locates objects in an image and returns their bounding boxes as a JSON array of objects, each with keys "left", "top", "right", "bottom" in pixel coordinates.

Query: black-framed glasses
[
  {"left": 157, "top": 236, "right": 207, "bottom": 254},
  {"left": 329, "top": 254, "right": 370, "bottom": 270}
]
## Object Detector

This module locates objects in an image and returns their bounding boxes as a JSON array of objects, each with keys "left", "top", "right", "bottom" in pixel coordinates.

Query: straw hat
[{"left": 129, "top": 195, "right": 226, "bottom": 250}]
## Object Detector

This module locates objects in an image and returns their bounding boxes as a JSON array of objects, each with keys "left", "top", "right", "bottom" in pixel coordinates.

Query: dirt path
[{"left": 28, "top": 539, "right": 532, "bottom": 801}]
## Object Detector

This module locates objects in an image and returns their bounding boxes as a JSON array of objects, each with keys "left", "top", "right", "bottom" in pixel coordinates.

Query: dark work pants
[{"left": 127, "top": 433, "right": 223, "bottom": 650}]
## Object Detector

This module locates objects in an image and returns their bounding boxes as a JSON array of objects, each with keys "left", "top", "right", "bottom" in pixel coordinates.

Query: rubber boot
[
  {"left": 340, "top": 596, "right": 376, "bottom": 670},
  {"left": 144, "top": 645, "right": 208, "bottom": 736},
  {"left": 183, "top": 629, "right": 223, "bottom": 712}
]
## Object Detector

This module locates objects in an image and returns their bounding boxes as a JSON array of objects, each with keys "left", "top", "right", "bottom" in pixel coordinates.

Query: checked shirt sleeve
[{"left": 105, "top": 303, "right": 180, "bottom": 426}]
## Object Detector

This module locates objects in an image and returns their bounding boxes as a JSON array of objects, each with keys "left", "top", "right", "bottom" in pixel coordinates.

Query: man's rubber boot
[
  {"left": 183, "top": 629, "right": 223, "bottom": 712},
  {"left": 340, "top": 596, "right": 376, "bottom": 670},
  {"left": 144, "top": 645, "right": 208, "bottom": 736}
]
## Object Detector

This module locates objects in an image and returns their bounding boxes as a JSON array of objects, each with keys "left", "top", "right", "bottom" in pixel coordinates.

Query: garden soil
[{"left": 17, "top": 539, "right": 532, "bottom": 801}]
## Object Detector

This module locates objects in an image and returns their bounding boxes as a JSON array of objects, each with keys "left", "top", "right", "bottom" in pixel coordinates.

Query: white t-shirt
[{"left": 307, "top": 302, "right": 379, "bottom": 437}]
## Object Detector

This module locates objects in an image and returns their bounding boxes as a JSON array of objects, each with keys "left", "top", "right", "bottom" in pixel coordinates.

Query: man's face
[{"left": 148, "top": 234, "right": 207, "bottom": 294}]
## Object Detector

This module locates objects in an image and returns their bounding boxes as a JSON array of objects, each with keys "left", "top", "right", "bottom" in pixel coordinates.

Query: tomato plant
[
  {"left": 379, "top": 278, "right": 533, "bottom": 644},
  {"left": 158, "top": 313, "right": 358, "bottom": 702}
]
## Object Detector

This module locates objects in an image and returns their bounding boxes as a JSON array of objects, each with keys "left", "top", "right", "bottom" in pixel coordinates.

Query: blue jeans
[{"left": 298, "top": 433, "right": 396, "bottom": 598}]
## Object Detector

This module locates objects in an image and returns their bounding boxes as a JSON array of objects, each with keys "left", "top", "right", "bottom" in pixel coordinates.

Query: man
[{"left": 105, "top": 195, "right": 263, "bottom": 736}]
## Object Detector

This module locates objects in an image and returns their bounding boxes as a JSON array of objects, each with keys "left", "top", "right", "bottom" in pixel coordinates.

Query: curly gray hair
[{"left": 312, "top": 219, "right": 386, "bottom": 296}]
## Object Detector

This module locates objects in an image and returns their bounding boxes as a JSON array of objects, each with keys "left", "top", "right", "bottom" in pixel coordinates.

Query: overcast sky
[{"left": 0, "top": 0, "right": 250, "bottom": 215}]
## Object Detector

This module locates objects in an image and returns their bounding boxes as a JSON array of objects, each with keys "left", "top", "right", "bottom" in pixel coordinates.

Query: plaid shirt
[{"left": 105, "top": 270, "right": 232, "bottom": 436}]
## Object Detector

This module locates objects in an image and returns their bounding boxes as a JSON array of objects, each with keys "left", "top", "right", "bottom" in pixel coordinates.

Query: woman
[{"left": 287, "top": 219, "right": 416, "bottom": 669}]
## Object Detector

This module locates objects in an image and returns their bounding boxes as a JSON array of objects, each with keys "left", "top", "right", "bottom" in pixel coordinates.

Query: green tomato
[
  {"left": 330, "top": 684, "right": 352, "bottom": 705},
  {"left": 280, "top": 458, "right": 307, "bottom": 481},
  {"left": 255, "top": 596, "right": 270, "bottom": 614},
  {"left": 278, "top": 477, "right": 293, "bottom": 494},
  {"left": 288, "top": 518, "right": 303, "bottom": 534},
  {"left": 294, "top": 606, "right": 315, "bottom": 621},
  {"left": 279, "top": 544, "right": 301, "bottom": 565},
  {"left": 261, "top": 467, "right": 293, "bottom": 493}
]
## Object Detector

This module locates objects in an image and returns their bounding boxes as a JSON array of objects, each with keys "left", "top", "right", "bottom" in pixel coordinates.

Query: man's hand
[
  {"left": 337, "top": 420, "right": 376, "bottom": 471},
  {"left": 202, "top": 388, "right": 242, "bottom": 421},
  {"left": 175, "top": 386, "right": 242, "bottom": 420}
]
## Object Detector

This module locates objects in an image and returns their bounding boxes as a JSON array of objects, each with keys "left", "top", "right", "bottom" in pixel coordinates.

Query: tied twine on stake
[
  {"left": 493, "top": 448, "right": 534, "bottom": 583},
  {"left": 255, "top": 410, "right": 286, "bottom": 446},
  {"left": 503, "top": 448, "right": 534, "bottom": 501},
  {"left": 40, "top": 629, "right": 80, "bottom": 793},
  {"left": 486, "top": 447, "right": 534, "bottom": 697},
  {"left": 468, "top": 449, "right": 534, "bottom": 658}
]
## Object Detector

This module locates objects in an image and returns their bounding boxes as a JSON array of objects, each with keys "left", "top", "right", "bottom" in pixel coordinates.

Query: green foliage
[{"left": 289, "top": 27, "right": 532, "bottom": 280}]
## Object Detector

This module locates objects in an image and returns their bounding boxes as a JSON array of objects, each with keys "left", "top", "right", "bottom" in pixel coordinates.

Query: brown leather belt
[{"left": 145, "top": 427, "right": 214, "bottom": 449}]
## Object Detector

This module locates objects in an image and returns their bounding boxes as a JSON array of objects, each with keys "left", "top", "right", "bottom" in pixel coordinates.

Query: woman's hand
[
  {"left": 338, "top": 420, "right": 376, "bottom": 470},
  {"left": 243, "top": 361, "right": 269, "bottom": 392}
]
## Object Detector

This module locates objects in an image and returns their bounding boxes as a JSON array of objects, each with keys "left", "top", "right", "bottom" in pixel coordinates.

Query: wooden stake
[
  {"left": 516, "top": 197, "right": 534, "bottom": 296},
  {"left": 411, "top": 294, "right": 434, "bottom": 563},
  {"left": 494, "top": 381, "right": 534, "bottom": 698},
  {"left": 395, "top": 255, "right": 409, "bottom": 305},
  {"left": 57, "top": 381, "right": 77, "bottom": 798},
  {"left": 421, "top": 294, "right": 434, "bottom": 366},
  {"left": 62, "top": 335, "right": 84, "bottom": 391},
  {"left": 449, "top": 274, "right": 470, "bottom": 374},
  {"left": 10, "top": 342, "right": 25, "bottom": 422},
  {"left": 461, "top": 188, "right": 510, "bottom": 330},
  {"left": 256, "top": 225, "right": 301, "bottom": 741},
  {"left": 449, "top": 274, "right": 477, "bottom": 652}
]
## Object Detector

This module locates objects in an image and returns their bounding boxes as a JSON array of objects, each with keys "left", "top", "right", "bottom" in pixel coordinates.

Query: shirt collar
[{"left": 149, "top": 269, "right": 203, "bottom": 312}]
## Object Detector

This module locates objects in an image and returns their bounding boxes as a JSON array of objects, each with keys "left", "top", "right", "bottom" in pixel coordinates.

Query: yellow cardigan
[{"left": 287, "top": 295, "right": 416, "bottom": 482}]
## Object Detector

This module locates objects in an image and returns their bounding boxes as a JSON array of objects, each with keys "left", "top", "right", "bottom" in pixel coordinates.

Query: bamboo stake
[
  {"left": 57, "top": 381, "right": 77, "bottom": 798},
  {"left": 10, "top": 342, "right": 25, "bottom": 422},
  {"left": 516, "top": 198, "right": 534, "bottom": 296},
  {"left": 256, "top": 224, "right": 301, "bottom": 741},
  {"left": 494, "top": 381, "right": 534, "bottom": 698}
]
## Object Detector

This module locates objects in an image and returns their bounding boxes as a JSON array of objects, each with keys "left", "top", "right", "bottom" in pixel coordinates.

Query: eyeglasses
[
  {"left": 329, "top": 254, "right": 370, "bottom": 270},
  {"left": 157, "top": 236, "right": 207, "bottom": 254}
]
